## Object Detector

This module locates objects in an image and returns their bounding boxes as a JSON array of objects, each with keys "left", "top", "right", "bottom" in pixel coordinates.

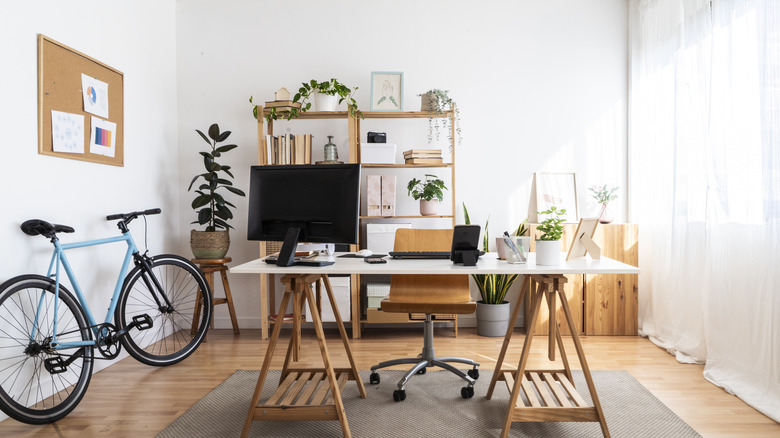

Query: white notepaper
[
  {"left": 51, "top": 110, "right": 84, "bottom": 153},
  {"left": 89, "top": 116, "right": 117, "bottom": 157},
  {"left": 82, "top": 73, "right": 109, "bottom": 118}
]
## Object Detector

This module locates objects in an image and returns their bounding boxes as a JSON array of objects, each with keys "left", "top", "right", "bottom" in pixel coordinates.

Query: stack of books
[
  {"left": 403, "top": 149, "right": 443, "bottom": 164},
  {"left": 264, "top": 134, "right": 313, "bottom": 165},
  {"left": 264, "top": 100, "right": 302, "bottom": 112}
]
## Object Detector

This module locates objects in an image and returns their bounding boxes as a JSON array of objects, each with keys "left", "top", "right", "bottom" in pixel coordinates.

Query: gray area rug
[{"left": 158, "top": 369, "right": 700, "bottom": 437}]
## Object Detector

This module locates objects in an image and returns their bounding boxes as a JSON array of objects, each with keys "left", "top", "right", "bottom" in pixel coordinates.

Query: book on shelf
[
  {"left": 404, "top": 157, "right": 444, "bottom": 164},
  {"left": 263, "top": 133, "right": 313, "bottom": 165},
  {"left": 403, "top": 149, "right": 442, "bottom": 157}
]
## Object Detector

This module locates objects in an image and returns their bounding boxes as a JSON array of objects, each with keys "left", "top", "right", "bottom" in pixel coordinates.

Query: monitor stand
[{"left": 276, "top": 227, "right": 301, "bottom": 267}]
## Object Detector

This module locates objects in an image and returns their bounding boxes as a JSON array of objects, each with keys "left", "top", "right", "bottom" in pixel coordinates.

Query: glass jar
[{"left": 324, "top": 135, "right": 338, "bottom": 161}]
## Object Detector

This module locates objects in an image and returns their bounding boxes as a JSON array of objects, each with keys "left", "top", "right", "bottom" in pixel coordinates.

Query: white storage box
[
  {"left": 366, "top": 282, "right": 390, "bottom": 309},
  {"left": 367, "top": 223, "right": 411, "bottom": 254},
  {"left": 361, "top": 143, "right": 397, "bottom": 164},
  {"left": 305, "top": 276, "right": 350, "bottom": 322}
]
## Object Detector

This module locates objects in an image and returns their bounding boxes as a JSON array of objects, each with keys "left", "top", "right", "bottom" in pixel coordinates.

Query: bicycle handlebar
[{"left": 106, "top": 208, "right": 162, "bottom": 222}]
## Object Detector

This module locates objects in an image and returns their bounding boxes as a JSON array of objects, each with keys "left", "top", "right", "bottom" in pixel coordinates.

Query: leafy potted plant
[
  {"left": 418, "top": 89, "right": 462, "bottom": 148},
  {"left": 535, "top": 206, "right": 566, "bottom": 266},
  {"left": 250, "top": 78, "right": 362, "bottom": 122},
  {"left": 588, "top": 184, "right": 618, "bottom": 224},
  {"left": 188, "top": 123, "right": 246, "bottom": 259},
  {"left": 463, "top": 203, "right": 528, "bottom": 336},
  {"left": 407, "top": 174, "right": 447, "bottom": 216}
]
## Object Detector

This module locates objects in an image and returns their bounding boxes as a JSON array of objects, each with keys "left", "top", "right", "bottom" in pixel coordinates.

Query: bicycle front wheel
[
  {"left": 116, "top": 254, "right": 212, "bottom": 366},
  {"left": 0, "top": 275, "right": 94, "bottom": 424}
]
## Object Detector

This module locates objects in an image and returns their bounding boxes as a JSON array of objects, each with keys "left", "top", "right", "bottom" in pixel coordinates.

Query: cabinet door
[
  {"left": 526, "top": 224, "right": 583, "bottom": 335},
  {"left": 584, "top": 224, "right": 639, "bottom": 335}
]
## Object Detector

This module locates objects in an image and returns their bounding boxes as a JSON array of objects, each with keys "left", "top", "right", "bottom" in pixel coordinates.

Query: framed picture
[
  {"left": 566, "top": 217, "right": 600, "bottom": 260},
  {"left": 535, "top": 172, "right": 578, "bottom": 222},
  {"left": 371, "top": 72, "right": 403, "bottom": 111}
]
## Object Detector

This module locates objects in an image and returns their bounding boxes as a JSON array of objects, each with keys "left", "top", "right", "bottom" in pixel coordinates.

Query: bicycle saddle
[{"left": 21, "top": 219, "right": 75, "bottom": 237}]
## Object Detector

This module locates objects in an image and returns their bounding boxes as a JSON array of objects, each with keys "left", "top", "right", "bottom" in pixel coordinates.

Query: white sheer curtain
[{"left": 629, "top": 0, "right": 780, "bottom": 422}]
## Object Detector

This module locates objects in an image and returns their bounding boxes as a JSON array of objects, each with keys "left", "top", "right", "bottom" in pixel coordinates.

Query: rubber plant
[
  {"left": 463, "top": 203, "right": 528, "bottom": 304},
  {"left": 188, "top": 123, "right": 246, "bottom": 231}
]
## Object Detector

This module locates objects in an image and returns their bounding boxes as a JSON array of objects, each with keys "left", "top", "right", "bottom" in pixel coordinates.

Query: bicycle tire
[
  {"left": 115, "top": 254, "right": 212, "bottom": 366},
  {"left": 0, "top": 275, "right": 94, "bottom": 424}
]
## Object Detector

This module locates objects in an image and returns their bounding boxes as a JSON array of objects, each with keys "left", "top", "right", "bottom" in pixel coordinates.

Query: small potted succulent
[
  {"left": 418, "top": 89, "right": 462, "bottom": 148},
  {"left": 407, "top": 174, "right": 447, "bottom": 216},
  {"left": 188, "top": 123, "right": 246, "bottom": 259},
  {"left": 535, "top": 206, "right": 566, "bottom": 265}
]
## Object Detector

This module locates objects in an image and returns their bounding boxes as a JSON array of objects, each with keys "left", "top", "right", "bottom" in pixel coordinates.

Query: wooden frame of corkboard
[{"left": 38, "top": 34, "right": 124, "bottom": 166}]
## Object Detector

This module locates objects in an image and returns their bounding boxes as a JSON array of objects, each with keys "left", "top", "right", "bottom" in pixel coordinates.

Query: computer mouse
[{"left": 357, "top": 249, "right": 373, "bottom": 257}]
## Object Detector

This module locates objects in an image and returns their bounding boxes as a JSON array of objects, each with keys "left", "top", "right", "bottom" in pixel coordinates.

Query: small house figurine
[{"left": 274, "top": 87, "right": 291, "bottom": 101}]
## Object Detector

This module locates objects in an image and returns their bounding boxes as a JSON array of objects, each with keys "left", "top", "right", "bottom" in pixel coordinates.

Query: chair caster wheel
[
  {"left": 369, "top": 372, "right": 380, "bottom": 384},
  {"left": 417, "top": 367, "right": 426, "bottom": 375},
  {"left": 468, "top": 368, "right": 479, "bottom": 380},
  {"left": 461, "top": 386, "right": 475, "bottom": 399},
  {"left": 393, "top": 389, "right": 406, "bottom": 402}
]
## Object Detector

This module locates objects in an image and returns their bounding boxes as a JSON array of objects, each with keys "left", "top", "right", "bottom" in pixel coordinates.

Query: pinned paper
[
  {"left": 51, "top": 110, "right": 84, "bottom": 153},
  {"left": 82, "top": 74, "right": 109, "bottom": 118},
  {"left": 90, "top": 116, "right": 117, "bottom": 157}
]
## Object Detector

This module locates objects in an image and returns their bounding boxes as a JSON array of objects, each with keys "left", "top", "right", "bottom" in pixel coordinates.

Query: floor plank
[{"left": 0, "top": 328, "right": 777, "bottom": 437}]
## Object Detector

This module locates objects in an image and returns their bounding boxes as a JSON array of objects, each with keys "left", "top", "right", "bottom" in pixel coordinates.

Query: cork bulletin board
[{"left": 38, "top": 34, "right": 124, "bottom": 166}]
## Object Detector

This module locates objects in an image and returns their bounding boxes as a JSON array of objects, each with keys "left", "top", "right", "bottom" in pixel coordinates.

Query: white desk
[{"left": 231, "top": 253, "right": 638, "bottom": 438}]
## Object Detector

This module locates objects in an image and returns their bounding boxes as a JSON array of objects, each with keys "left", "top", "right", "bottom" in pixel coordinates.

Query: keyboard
[{"left": 388, "top": 251, "right": 452, "bottom": 260}]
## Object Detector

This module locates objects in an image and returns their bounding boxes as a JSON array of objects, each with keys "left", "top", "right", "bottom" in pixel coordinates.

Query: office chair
[{"left": 369, "top": 228, "right": 479, "bottom": 401}]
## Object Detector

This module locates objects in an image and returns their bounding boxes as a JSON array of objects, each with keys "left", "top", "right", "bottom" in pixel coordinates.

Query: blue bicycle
[{"left": 0, "top": 208, "right": 212, "bottom": 424}]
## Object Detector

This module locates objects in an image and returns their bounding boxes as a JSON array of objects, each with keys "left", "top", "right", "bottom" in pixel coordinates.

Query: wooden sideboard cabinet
[{"left": 525, "top": 223, "right": 638, "bottom": 336}]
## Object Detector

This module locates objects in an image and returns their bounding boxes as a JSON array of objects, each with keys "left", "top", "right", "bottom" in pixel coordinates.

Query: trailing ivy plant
[
  {"left": 419, "top": 88, "right": 462, "bottom": 148},
  {"left": 249, "top": 78, "right": 362, "bottom": 122},
  {"left": 188, "top": 123, "right": 246, "bottom": 231},
  {"left": 463, "top": 203, "right": 528, "bottom": 304}
]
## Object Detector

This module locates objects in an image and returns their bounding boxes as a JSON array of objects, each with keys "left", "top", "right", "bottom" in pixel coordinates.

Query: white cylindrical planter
[
  {"left": 419, "top": 199, "right": 439, "bottom": 216},
  {"left": 313, "top": 93, "right": 337, "bottom": 111},
  {"left": 535, "top": 239, "right": 561, "bottom": 265},
  {"left": 476, "top": 301, "right": 511, "bottom": 337}
]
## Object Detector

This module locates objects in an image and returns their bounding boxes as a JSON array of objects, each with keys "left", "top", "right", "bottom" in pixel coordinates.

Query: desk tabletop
[{"left": 230, "top": 252, "right": 639, "bottom": 276}]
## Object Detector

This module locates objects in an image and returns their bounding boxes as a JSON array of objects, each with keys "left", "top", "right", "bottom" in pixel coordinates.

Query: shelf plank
[
  {"left": 359, "top": 215, "right": 454, "bottom": 219},
  {"left": 361, "top": 163, "right": 452, "bottom": 168},
  {"left": 261, "top": 110, "right": 452, "bottom": 120}
]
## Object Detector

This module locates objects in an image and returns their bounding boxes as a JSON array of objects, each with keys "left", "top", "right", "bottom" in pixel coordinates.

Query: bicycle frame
[{"left": 41, "top": 231, "right": 139, "bottom": 350}]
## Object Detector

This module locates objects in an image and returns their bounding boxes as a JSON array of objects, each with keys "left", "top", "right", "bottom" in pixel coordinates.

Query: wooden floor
[{"left": 0, "top": 328, "right": 778, "bottom": 437}]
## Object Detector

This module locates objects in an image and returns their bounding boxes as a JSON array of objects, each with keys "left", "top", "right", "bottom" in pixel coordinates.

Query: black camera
[{"left": 367, "top": 132, "right": 386, "bottom": 143}]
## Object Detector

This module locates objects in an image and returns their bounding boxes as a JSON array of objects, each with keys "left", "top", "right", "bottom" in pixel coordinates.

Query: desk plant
[
  {"left": 463, "top": 203, "right": 528, "bottom": 336},
  {"left": 588, "top": 184, "right": 618, "bottom": 224},
  {"left": 407, "top": 174, "right": 447, "bottom": 216},
  {"left": 188, "top": 123, "right": 246, "bottom": 258},
  {"left": 418, "top": 89, "right": 461, "bottom": 148},
  {"left": 535, "top": 206, "right": 566, "bottom": 265}
]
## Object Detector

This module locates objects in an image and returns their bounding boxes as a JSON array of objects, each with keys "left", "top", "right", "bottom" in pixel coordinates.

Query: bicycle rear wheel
[
  {"left": 0, "top": 275, "right": 94, "bottom": 424},
  {"left": 116, "top": 254, "right": 212, "bottom": 366}
]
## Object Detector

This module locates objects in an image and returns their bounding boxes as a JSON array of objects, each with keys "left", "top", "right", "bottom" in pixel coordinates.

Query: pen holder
[{"left": 502, "top": 236, "right": 530, "bottom": 264}]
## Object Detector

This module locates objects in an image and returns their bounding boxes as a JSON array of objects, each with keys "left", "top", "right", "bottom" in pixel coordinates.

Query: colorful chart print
[
  {"left": 87, "top": 86, "right": 97, "bottom": 104},
  {"left": 95, "top": 126, "right": 111, "bottom": 146}
]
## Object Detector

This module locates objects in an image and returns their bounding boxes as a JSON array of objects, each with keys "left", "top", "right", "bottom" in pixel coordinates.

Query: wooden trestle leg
[
  {"left": 487, "top": 274, "right": 611, "bottom": 438},
  {"left": 241, "top": 274, "right": 365, "bottom": 438}
]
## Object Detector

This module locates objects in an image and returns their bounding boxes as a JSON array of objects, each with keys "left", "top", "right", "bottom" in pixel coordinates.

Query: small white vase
[
  {"left": 313, "top": 93, "right": 337, "bottom": 111},
  {"left": 535, "top": 239, "right": 561, "bottom": 265},
  {"left": 419, "top": 199, "right": 439, "bottom": 216}
]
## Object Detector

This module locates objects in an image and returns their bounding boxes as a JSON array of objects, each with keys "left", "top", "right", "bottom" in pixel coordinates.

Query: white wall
[
  {"left": 0, "top": 0, "right": 179, "bottom": 383},
  {"left": 176, "top": 0, "right": 628, "bottom": 328}
]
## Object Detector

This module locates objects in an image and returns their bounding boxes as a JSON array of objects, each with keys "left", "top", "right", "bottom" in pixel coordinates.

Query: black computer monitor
[{"left": 247, "top": 164, "right": 361, "bottom": 265}]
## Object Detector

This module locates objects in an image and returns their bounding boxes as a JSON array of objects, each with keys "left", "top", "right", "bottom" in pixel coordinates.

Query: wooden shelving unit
[{"left": 255, "top": 107, "right": 457, "bottom": 338}]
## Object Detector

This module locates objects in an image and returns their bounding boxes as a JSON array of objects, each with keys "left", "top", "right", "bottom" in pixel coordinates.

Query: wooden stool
[{"left": 192, "top": 258, "right": 240, "bottom": 335}]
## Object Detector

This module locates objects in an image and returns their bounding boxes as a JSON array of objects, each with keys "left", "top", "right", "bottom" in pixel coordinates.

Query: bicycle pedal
[
  {"left": 133, "top": 314, "right": 153, "bottom": 330},
  {"left": 44, "top": 357, "right": 67, "bottom": 374}
]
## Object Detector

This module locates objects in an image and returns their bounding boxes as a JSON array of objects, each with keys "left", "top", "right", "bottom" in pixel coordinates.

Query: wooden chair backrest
[{"left": 387, "top": 228, "right": 471, "bottom": 304}]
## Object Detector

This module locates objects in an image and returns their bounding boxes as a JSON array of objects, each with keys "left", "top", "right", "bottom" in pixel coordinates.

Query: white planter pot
[
  {"left": 535, "top": 239, "right": 561, "bottom": 265},
  {"left": 476, "top": 301, "right": 511, "bottom": 337},
  {"left": 419, "top": 199, "right": 439, "bottom": 216},
  {"left": 313, "top": 93, "right": 338, "bottom": 111}
]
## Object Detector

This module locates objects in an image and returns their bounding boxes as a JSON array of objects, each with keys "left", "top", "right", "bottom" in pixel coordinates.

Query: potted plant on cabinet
[
  {"left": 418, "top": 89, "right": 462, "bottom": 148},
  {"left": 188, "top": 123, "right": 246, "bottom": 259},
  {"left": 463, "top": 203, "right": 528, "bottom": 336},
  {"left": 535, "top": 206, "right": 566, "bottom": 266},
  {"left": 588, "top": 184, "right": 618, "bottom": 224},
  {"left": 407, "top": 174, "right": 447, "bottom": 216}
]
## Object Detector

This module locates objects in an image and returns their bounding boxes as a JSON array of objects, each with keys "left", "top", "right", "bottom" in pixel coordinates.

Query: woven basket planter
[{"left": 190, "top": 230, "right": 230, "bottom": 259}]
